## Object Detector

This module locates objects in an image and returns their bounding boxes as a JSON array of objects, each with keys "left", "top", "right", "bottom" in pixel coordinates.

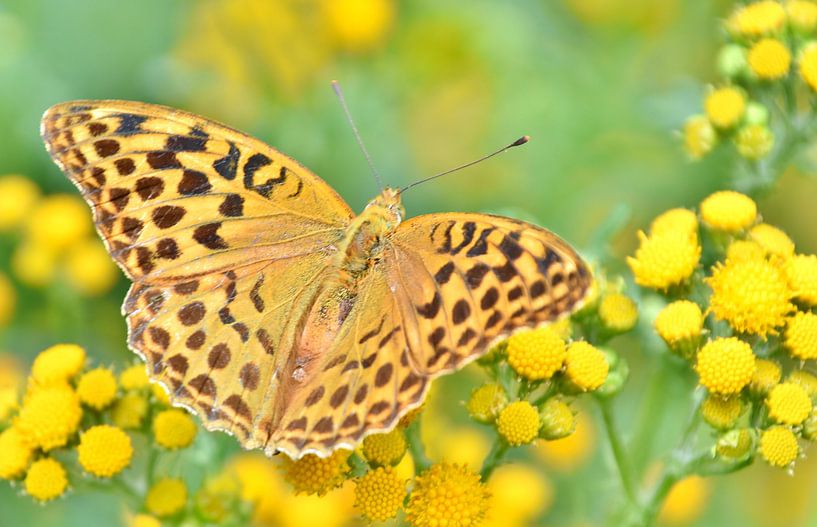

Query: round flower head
[
  {"left": 788, "top": 0, "right": 817, "bottom": 31},
  {"left": 281, "top": 449, "right": 350, "bottom": 496},
  {"left": 324, "top": 0, "right": 394, "bottom": 51},
  {"left": 650, "top": 208, "right": 699, "bottom": 238},
  {"left": 16, "top": 384, "right": 82, "bottom": 451},
  {"left": 695, "top": 338, "right": 756, "bottom": 395},
  {"left": 701, "top": 395, "right": 743, "bottom": 429},
  {"left": 120, "top": 364, "right": 149, "bottom": 391},
  {"left": 699, "top": 191, "right": 757, "bottom": 233},
  {"left": 24, "top": 458, "right": 67, "bottom": 502},
  {"left": 707, "top": 255, "right": 794, "bottom": 337},
  {"left": 748, "top": 38, "right": 791, "bottom": 79},
  {"left": 362, "top": 428, "right": 406, "bottom": 466},
  {"left": 77, "top": 368, "right": 117, "bottom": 410},
  {"left": 735, "top": 124, "right": 774, "bottom": 160},
  {"left": 539, "top": 397, "right": 576, "bottom": 440},
  {"left": 153, "top": 408, "right": 197, "bottom": 449},
  {"left": 785, "top": 311, "right": 817, "bottom": 360},
  {"left": 406, "top": 463, "right": 489, "bottom": 527},
  {"left": 78, "top": 425, "right": 133, "bottom": 477},
  {"left": 496, "top": 400, "right": 540, "bottom": 446},
  {"left": 151, "top": 383, "right": 170, "bottom": 406},
  {"left": 727, "top": 240, "right": 766, "bottom": 262},
  {"left": 31, "top": 343, "right": 86, "bottom": 385},
  {"left": 565, "top": 341, "right": 609, "bottom": 391},
  {"left": 65, "top": 239, "right": 118, "bottom": 296},
  {"left": 0, "top": 427, "right": 32, "bottom": 479},
  {"left": 146, "top": 477, "right": 188, "bottom": 517},
  {"left": 787, "top": 370, "right": 817, "bottom": 398},
  {"left": 726, "top": 1, "right": 787, "bottom": 36},
  {"left": 506, "top": 326, "right": 566, "bottom": 380},
  {"left": 749, "top": 224, "right": 795, "bottom": 258},
  {"left": 760, "top": 426, "right": 799, "bottom": 467},
  {"left": 112, "top": 392, "right": 148, "bottom": 429},
  {"left": 26, "top": 194, "right": 92, "bottom": 251},
  {"left": 598, "top": 293, "right": 638, "bottom": 333},
  {"left": 654, "top": 300, "right": 703, "bottom": 357},
  {"left": 466, "top": 383, "right": 507, "bottom": 423},
  {"left": 750, "top": 359, "right": 782, "bottom": 396},
  {"left": 354, "top": 466, "right": 406, "bottom": 522},
  {"left": 801, "top": 43, "right": 817, "bottom": 91},
  {"left": 0, "top": 175, "right": 40, "bottom": 231},
  {"left": 767, "top": 382, "right": 812, "bottom": 425},
  {"left": 129, "top": 515, "right": 161, "bottom": 527},
  {"left": 682, "top": 116, "right": 717, "bottom": 159},
  {"left": 716, "top": 428, "right": 755, "bottom": 460},
  {"left": 627, "top": 231, "right": 700, "bottom": 290},
  {"left": 658, "top": 475, "right": 711, "bottom": 526},
  {"left": 786, "top": 254, "right": 817, "bottom": 306},
  {"left": 704, "top": 87, "right": 746, "bottom": 129},
  {"left": 11, "top": 242, "right": 57, "bottom": 287}
]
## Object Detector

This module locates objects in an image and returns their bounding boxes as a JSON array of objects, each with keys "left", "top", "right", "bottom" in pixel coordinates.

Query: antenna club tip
[{"left": 512, "top": 136, "right": 530, "bottom": 147}]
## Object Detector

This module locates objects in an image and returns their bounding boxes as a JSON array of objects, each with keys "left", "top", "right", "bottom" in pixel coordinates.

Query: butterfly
[{"left": 40, "top": 100, "right": 592, "bottom": 458}]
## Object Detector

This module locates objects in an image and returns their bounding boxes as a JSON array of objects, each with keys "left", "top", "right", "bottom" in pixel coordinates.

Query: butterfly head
[{"left": 365, "top": 187, "right": 405, "bottom": 228}]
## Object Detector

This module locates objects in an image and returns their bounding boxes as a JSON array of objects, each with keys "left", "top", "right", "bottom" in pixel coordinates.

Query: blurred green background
[{"left": 2, "top": 0, "right": 817, "bottom": 525}]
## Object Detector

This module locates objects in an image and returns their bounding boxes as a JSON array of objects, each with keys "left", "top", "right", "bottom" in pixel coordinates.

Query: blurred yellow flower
[
  {"left": 750, "top": 359, "right": 782, "bottom": 396},
  {"left": 650, "top": 208, "right": 698, "bottom": 238},
  {"left": 128, "top": 514, "right": 161, "bottom": 527},
  {"left": 506, "top": 326, "right": 566, "bottom": 380},
  {"left": 788, "top": 0, "right": 817, "bottom": 31},
  {"left": 146, "top": 477, "right": 188, "bottom": 517},
  {"left": 24, "top": 458, "right": 67, "bottom": 502},
  {"left": 195, "top": 471, "right": 241, "bottom": 523},
  {"left": 536, "top": 410, "right": 596, "bottom": 471},
  {"left": 598, "top": 292, "right": 638, "bottom": 332},
  {"left": 627, "top": 231, "right": 700, "bottom": 290},
  {"left": 787, "top": 370, "right": 817, "bottom": 397},
  {"left": 496, "top": 400, "right": 540, "bottom": 446},
  {"left": 682, "top": 115, "right": 716, "bottom": 159},
  {"left": 153, "top": 408, "right": 197, "bottom": 449},
  {"left": 281, "top": 450, "right": 350, "bottom": 496},
  {"left": 748, "top": 38, "right": 791, "bottom": 79},
  {"left": 77, "top": 425, "right": 133, "bottom": 478},
  {"left": 362, "top": 428, "right": 406, "bottom": 466},
  {"left": 0, "top": 355, "right": 21, "bottom": 423},
  {"left": 785, "top": 311, "right": 817, "bottom": 360},
  {"left": 0, "top": 273, "right": 15, "bottom": 327},
  {"left": 26, "top": 194, "right": 92, "bottom": 252},
  {"left": 699, "top": 190, "right": 757, "bottom": 232},
  {"left": 76, "top": 367, "right": 117, "bottom": 410},
  {"left": 749, "top": 223, "right": 795, "bottom": 258},
  {"left": 430, "top": 426, "right": 491, "bottom": 471},
  {"left": 727, "top": 240, "right": 766, "bottom": 262},
  {"left": 0, "top": 427, "right": 32, "bottom": 479},
  {"left": 767, "top": 382, "right": 812, "bottom": 425},
  {"left": 760, "top": 426, "right": 799, "bottom": 467},
  {"left": 540, "top": 397, "right": 576, "bottom": 440},
  {"left": 11, "top": 242, "right": 57, "bottom": 287},
  {"left": 658, "top": 475, "right": 711, "bottom": 525},
  {"left": 230, "top": 453, "right": 286, "bottom": 523},
  {"left": 0, "top": 175, "right": 40, "bottom": 231},
  {"left": 406, "top": 463, "right": 489, "bottom": 527},
  {"left": 16, "top": 383, "right": 82, "bottom": 451},
  {"left": 565, "top": 341, "right": 609, "bottom": 391},
  {"left": 31, "top": 343, "right": 86, "bottom": 385},
  {"left": 353, "top": 466, "right": 405, "bottom": 522},
  {"left": 120, "top": 364, "right": 149, "bottom": 391},
  {"left": 466, "top": 383, "right": 507, "bottom": 423},
  {"left": 726, "top": 0, "right": 786, "bottom": 37},
  {"left": 65, "top": 239, "right": 119, "bottom": 296},
  {"left": 151, "top": 383, "right": 170, "bottom": 406},
  {"left": 112, "top": 392, "right": 148, "bottom": 429},
  {"left": 704, "top": 87, "right": 746, "bottom": 129},
  {"left": 654, "top": 300, "right": 703, "bottom": 357},
  {"left": 695, "top": 337, "right": 756, "bottom": 395},
  {"left": 701, "top": 395, "right": 743, "bottom": 429},
  {"left": 485, "top": 464, "right": 553, "bottom": 527},
  {"left": 277, "top": 483, "right": 356, "bottom": 527},
  {"left": 735, "top": 124, "right": 774, "bottom": 160},
  {"left": 786, "top": 254, "right": 817, "bottom": 306},
  {"left": 323, "top": 0, "right": 394, "bottom": 51},
  {"left": 799, "top": 43, "right": 817, "bottom": 91}
]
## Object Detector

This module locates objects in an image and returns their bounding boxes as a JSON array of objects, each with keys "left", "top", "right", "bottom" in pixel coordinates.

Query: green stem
[
  {"left": 629, "top": 359, "right": 671, "bottom": 475},
  {"left": 479, "top": 439, "right": 509, "bottom": 480},
  {"left": 405, "top": 419, "right": 431, "bottom": 474},
  {"left": 597, "top": 397, "right": 637, "bottom": 507}
]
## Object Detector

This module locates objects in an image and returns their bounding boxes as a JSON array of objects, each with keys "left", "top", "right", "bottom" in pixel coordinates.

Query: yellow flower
[
  {"left": 78, "top": 425, "right": 133, "bottom": 477},
  {"left": 496, "top": 401, "right": 541, "bottom": 446},
  {"left": 146, "top": 477, "right": 188, "bottom": 517},
  {"left": 654, "top": 300, "right": 703, "bottom": 357},
  {"left": 11, "top": 242, "right": 57, "bottom": 287},
  {"left": 767, "top": 382, "right": 812, "bottom": 425},
  {"left": 31, "top": 343, "right": 86, "bottom": 385},
  {"left": 539, "top": 397, "right": 576, "bottom": 440},
  {"left": 699, "top": 190, "right": 757, "bottom": 233},
  {"left": 24, "top": 458, "right": 67, "bottom": 502},
  {"left": 750, "top": 359, "right": 782, "bottom": 395},
  {"left": 65, "top": 239, "right": 119, "bottom": 296},
  {"left": 726, "top": 1, "right": 787, "bottom": 36},
  {"left": 323, "top": 0, "right": 394, "bottom": 51},
  {"left": 353, "top": 466, "right": 405, "bottom": 522},
  {"left": 0, "top": 427, "right": 32, "bottom": 479},
  {"left": 749, "top": 224, "right": 795, "bottom": 258},
  {"left": 627, "top": 231, "right": 700, "bottom": 290},
  {"left": 77, "top": 367, "right": 118, "bottom": 410},
  {"left": 16, "top": 384, "right": 82, "bottom": 451},
  {"left": 0, "top": 175, "right": 40, "bottom": 231},
  {"left": 406, "top": 463, "right": 489, "bottom": 527},
  {"left": 120, "top": 364, "right": 149, "bottom": 391},
  {"left": 153, "top": 409, "right": 197, "bottom": 449},
  {"left": 151, "top": 383, "right": 170, "bottom": 406},
  {"left": 485, "top": 464, "right": 553, "bottom": 527},
  {"left": 650, "top": 208, "right": 699, "bottom": 238},
  {"left": 787, "top": 370, "right": 817, "bottom": 397},
  {"left": 598, "top": 293, "right": 638, "bottom": 332},
  {"left": 735, "top": 124, "right": 774, "bottom": 160},
  {"left": 704, "top": 87, "right": 746, "bottom": 129},
  {"left": 788, "top": 0, "right": 817, "bottom": 31},
  {"left": 707, "top": 255, "right": 794, "bottom": 336},
  {"left": 695, "top": 337, "right": 756, "bottom": 395},
  {"left": 536, "top": 411, "right": 595, "bottom": 471},
  {"left": 230, "top": 453, "right": 286, "bottom": 523},
  {"left": 716, "top": 428, "right": 755, "bottom": 460},
  {"left": 748, "top": 38, "right": 791, "bottom": 79},
  {"left": 682, "top": 115, "right": 717, "bottom": 159},
  {"left": 701, "top": 395, "right": 743, "bottom": 429},
  {"left": 195, "top": 471, "right": 241, "bottom": 523},
  {"left": 785, "top": 311, "right": 817, "bottom": 360},
  {"left": 112, "top": 392, "right": 149, "bottom": 429},
  {"left": 466, "top": 383, "right": 508, "bottom": 423},
  {"left": 565, "top": 341, "right": 609, "bottom": 391},
  {"left": 726, "top": 239, "right": 766, "bottom": 262},
  {"left": 658, "top": 475, "right": 711, "bottom": 526},
  {"left": 129, "top": 514, "right": 162, "bottom": 527},
  {"left": 281, "top": 450, "right": 350, "bottom": 496},
  {"left": 506, "top": 327, "right": 567, "bottom": 380},
  {"left": 786, "top": 254, "right": 817, "bottom": 306},
  {"left": 760, "top": 426, "right": 799, "bottom": 467},
  {"left": 0, "top": 273, "right": 15, "bottom": 327},
  {"left": 26, "top": 194, "right": 92, "bottom": 252},
  {"left": 362, "top": 428, "right": 406, "bottom": 466},
  {"left": 799, "top": 43, "right": 817, "bottom": 90}
]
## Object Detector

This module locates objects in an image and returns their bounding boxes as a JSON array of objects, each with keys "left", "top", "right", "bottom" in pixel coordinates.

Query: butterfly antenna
[
  {"left": 332, "top": 80, "right": 384, "bottom": 191},
  {"left": 398, "top": 136, "right": 529, "bottom": 195}
]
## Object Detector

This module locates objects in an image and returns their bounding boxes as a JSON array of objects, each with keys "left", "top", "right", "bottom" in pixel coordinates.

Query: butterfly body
[{"left": 41, "top": 100, "right": 592, "bottom": 458}]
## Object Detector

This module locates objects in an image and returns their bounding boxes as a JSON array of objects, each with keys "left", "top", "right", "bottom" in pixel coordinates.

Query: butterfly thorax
[{"left": 335, "top": 187, "right": 404, "bottom": 286}]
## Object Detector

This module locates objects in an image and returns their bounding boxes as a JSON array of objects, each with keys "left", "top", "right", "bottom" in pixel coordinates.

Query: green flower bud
[
  {"left": 539, "top": 397, "right": 575, "bottom": 440},
  {"left": 717, "top": 44, "right": 748, "bottom": 79}
]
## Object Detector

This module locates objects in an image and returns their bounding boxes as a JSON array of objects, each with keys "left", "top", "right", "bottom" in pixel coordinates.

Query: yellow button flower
[
  {"left": 650, "top": 208, "right": 699, "bottom": 238},
  {"left": 281, "top": 449, "right": 350, "bottom": 496},
  {"left": 749, "top": 223, "right": 795, "bottom": 258},
  {"left": 716, "top": 428, "right": 755, "bottom": 460},
  {"left": 760, "top": 426, "right": 799, "bottom": 467},
  {"left": 565, "top": 341, "right": 609, "bottom": 391},
  {"left": 362, "top": 428, "right": 406, "bottom": 466},
  {"left": 786, "top": 254, "right": 817, "bottom": 306},
  {"left": 11, "top": 242, "right": 57, "bottom": 287},
  {"left": 598, "top": 293, "right": 638, "bottom": 332},
  {"left": 800, "top": 43, "right": 817, "bottom": 90},
  {"left": 77, "top": 367, "right": 118, "bottom": 410},
  {"left": 65, "top": 239, "right": 119, "bottom": 296},
  {"left": 748, "top": 38, "right": 791, "bottom": 79},
  {"left": 785, "top": 311, "right": 817, "bottom": 360},
  {"left": 707, "top": 255, "right": 794, "bottom": 337},
  {"left": 787, "top": 370, "right": 817, "bottom": 397},
  {"left": 506, "top": 327, "right": 566, "bottom": 380},
  {"left": 726, "top": 240, "right": 766, "bottom": 262},
  {"left": 78, "top": 425, "right": 133, "bottom": 477},
  {"left": 750, "top": 359, "right": 782, "bottom": 396},
  {"left": 654, "top": 300, "right": 703, "bottom": 357},
  {"left": 701, "top": 395, "right": 743, "bottom": 429},
  {"left": 627, "top": 231, "right": 701, "bottom": 290},
  {"left": 31, "top": 343, "right": 86, "bottom": 385},
  {"left": 704, "top": 87, "right": 746, "bottom": 129},
  {"left": 26, "top": 194, "right": 92, "bottom": 252},
  {"left": 120, "top": 365, "right": 149, "bottom": 390},
  {"left": 16, "top": 384, "right": 82, "bottom": 451},
  {"left": 146, "top": 477, "right": 188, "bottom": 517},
  {"left": 24, "top": 458, "right": 68, "bottom": 502},
  {"left": 354, "top": 466, "right": 406, "bottom": 523},
  {"left": 695, "top": 338, "right": 756, "bottom": 395},
  {"left": 0, "top": 427, "right": 32, "bottom": 479},
  {"left": 788, "top": 0, "right": 817, "bottom": 31},
  {"left": 0, "top": 273, "right": 15, "bottom": 327},
  {"left": 153, "top": 409, "right": 197, "bottom": 449},
  {"left": 406, "top": 463, "right": 489, "bottom": 527},
  {"left": 682, "top": 116, "right": 717, "bottom": 159},
  {"left": 0, "top": 175, "right": 40, "bottom": 231},
  {"left": 323, "top": 0, "right": 394, "bottom": 51},
  {"left": 112, "top": 392, "right": 149, "bottom": 429},
  {"left": 151, "top": 383, "right": 170, "bottom": 406},
  {"left": 539, "top": 397, "right": 576, "bottom": 440},
  {"left": 726, "top": 1, "right": 787, "bottom": 36},
  {"left": 735, "top": 124, "right": 774, "bottom": 160},
  {"left": 486, "top": 464, "right": 554, "bottom": 526},
  {"left": 699, "top": 190, "right": 757, "bottom": 232},
  {"left": 658, "top": 475, "right": 711, "bottom": 526},
  {"left": 129, "top": 514, "right": 161, "bottom": 527},
  {"left": 466, "top": 383, "right": 507, "bottom": 423},
  {"left": 767, "top": 382, "right": 812, "bottom": 425},
  {"left": 496, "top": 400, "right": 541, "bottom": 446}
]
